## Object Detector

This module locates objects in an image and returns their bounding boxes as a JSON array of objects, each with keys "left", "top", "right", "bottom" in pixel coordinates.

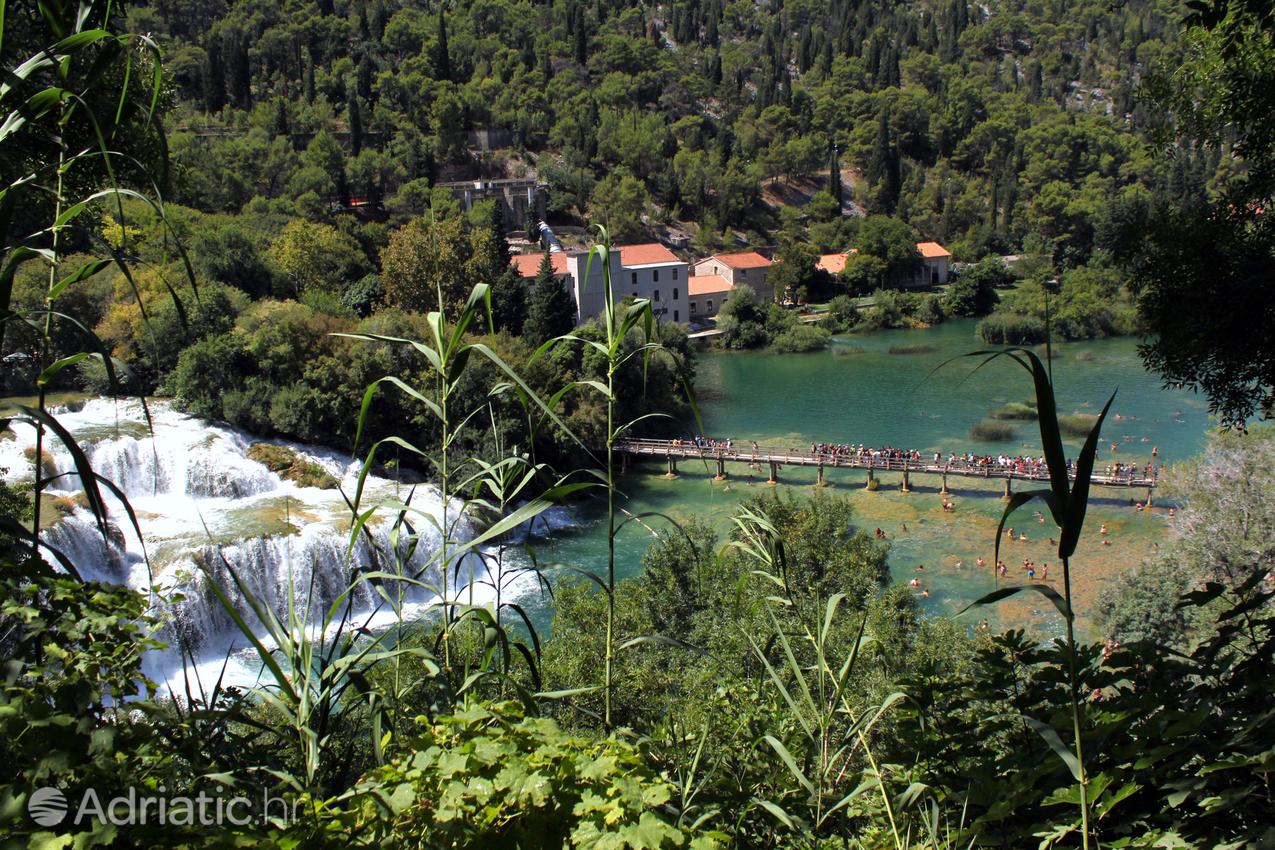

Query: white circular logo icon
[{"left": 28, "top": 787, "right": 68, "bottom": 826}]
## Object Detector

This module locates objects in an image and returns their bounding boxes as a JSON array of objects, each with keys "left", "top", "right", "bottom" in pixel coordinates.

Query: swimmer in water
[
  {"left": 976, "top": 557, "right": 986, "bottom": 568},
  {"left": 1100, "top": 523, "right": 1108, "bottom": 535}
]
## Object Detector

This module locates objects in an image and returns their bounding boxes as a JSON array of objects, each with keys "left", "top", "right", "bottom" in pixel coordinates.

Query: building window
[
  {"left": 674, "top": 310, "right": 679, "bottom": 321},
  {"left": 654, "top": 269, "right": 660, "bottom": 282},
  {"left": 631, "top": 271, "right": 637, "bottom": 285},
  {"left": 672, "top": 268, "right": 679, "bottom": 280},
  {"left": 654, "top": 289, "right": 660, "bottom": 302},
  {"left": 707, "top": 300, "right": 713, "bottom": 311},
  {"left": 673, "top": 287, "right": 679, "bottom": 300},
  {"left": 690, "top": 302, "right": 698, "bottom": 314}
]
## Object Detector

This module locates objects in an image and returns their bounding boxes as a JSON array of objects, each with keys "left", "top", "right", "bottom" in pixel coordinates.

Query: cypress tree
[
  {"left": 574, "top": 7, "right": 588, "bottom": 65},
  {"left": 202, "top": 38, "right": 226, "bottom": 112},
  {"left": 273, "top": 97, "right": 289, "bottom": 136},
  {"left": 524, "top": 255, "right": 577, "bottom": 345},
  {"left": 829, "top": 143, "right": 843, "bottom": 206},
  {"left": 348, "top": 94, "right": 363, "bottom": 157},
  {"left": 435, "top": 10, "right": 451, "bottom": 81}
]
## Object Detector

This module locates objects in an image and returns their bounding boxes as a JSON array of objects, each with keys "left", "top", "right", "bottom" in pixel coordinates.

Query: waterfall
[
  {"left": 1, "top": 398, "right": 494, "bottom": 693},
  {"left": 41, "top": 510, "right": 130, "bottom": 583}
]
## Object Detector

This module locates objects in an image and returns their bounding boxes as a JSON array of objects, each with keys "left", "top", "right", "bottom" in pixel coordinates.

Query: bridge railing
[{"left": 613, "top": 439, "right": 1158, "bottom": 487}]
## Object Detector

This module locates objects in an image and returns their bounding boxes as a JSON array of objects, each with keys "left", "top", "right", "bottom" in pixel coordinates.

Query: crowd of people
[{"left": 659, "top": 437, "right": 1162, "bottom": 482}]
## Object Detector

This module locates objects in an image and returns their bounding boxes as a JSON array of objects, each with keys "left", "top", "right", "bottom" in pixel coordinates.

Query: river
[
  {"left": 1, "top": 319, "right": 1213, "bottom": 685},
  {"left": 526, "top": 319, "right": 1213, "bottom": 639}
]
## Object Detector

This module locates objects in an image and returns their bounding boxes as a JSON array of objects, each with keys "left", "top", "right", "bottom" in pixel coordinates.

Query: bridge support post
[
  {"left": 664, "top": 457, "right": 678, "bottom": 479},
  {"left": 1003, "top": 477, "right": 1012, "bottom": 500},
  {"left": 901, "top": 469, "right": 911, "bottom": 493},
  {"left": 767, "top": 461, "right": 779, "bottom": 485},
  {"left": 866, "top": 465, "right": 876, "bottom": 490},
  {"left": 621, "top": 453, "right": 628, "bottom": 474},
  {"left": 715, "top": 457, "right": 727, "bottom": 481},
  {"left": 940, "top": 472, "right": 949, "bottom": 495},
  {"left": 816, "top": 464, "right": 827, "bottom": 487},
  {"left": 1146, "top": 486, "right": 1153, "bottom": 507}
]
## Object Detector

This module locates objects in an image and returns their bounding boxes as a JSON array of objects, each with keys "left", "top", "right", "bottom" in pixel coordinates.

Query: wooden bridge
[{"left": 615, "top": 439, "right": 1159, "bottom": 501}]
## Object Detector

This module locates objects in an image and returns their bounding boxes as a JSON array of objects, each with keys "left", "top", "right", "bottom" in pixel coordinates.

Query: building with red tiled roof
[
  {"left": 686, "top": 274, "right": 731, "bottom": 321},
  {"left": 691, "top": 252, "right": 774, "bottom": 301},
  {"left": 618, "top": 243, "right": 681, "bottom": 267},
  {"left": 818, "top": 241, "right": 950, "bottom": 287},
  {"left": 816, "top": 253, "right": 850, "bottom": 275},
  {"left": 510, "top": 251, "right": 570, "bottom": 279},
  {"left": 914, "top": 242, "right": 951, "bottom": 285}
]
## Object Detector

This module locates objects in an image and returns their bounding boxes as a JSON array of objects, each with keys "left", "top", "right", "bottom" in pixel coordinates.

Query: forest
[{"left": 3, "top": 0, "right": 1275, "bottom": 847}]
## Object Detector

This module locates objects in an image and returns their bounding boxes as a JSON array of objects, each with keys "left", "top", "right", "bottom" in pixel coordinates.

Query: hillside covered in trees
[{"left": 148, "top": 0, "right": 1192, "bottom": 262}]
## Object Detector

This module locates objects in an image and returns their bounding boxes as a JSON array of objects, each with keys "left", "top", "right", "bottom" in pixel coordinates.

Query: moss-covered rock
[{"left": 247, "top": 443, "right": 339, "bottom": 489}]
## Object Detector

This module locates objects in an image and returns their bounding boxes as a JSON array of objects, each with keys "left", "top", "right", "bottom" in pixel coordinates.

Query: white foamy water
[{"left": 0, "top": 398, "right": 544, "bottom": 695}]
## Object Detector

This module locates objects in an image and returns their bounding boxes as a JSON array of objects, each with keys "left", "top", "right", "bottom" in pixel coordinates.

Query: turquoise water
[{"left": 524, "top": 320, "right": 1213, "bottom": 639}]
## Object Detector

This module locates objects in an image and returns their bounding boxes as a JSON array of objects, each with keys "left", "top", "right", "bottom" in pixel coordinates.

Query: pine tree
[
  {"left": 524, "top": 255, "right": 576, "bottom": 345},
  {"left": 491, "top": 268, "right": 528, "bottom": 336}
]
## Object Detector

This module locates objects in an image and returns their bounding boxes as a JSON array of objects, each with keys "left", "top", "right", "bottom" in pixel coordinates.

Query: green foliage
[
  {"left": 1109, "top": 3, "right": 1275, "bottom": 424},
  {"left": 715, "top": 284, "right": 769, "bottom": 350},
  {"left": 855, "top": 216, "right": 923, "bottom": 284},
  {"left": 859, "top": 289, "right": 942, "bottom": 330},
  {"left": 349, "top": 701, "right": 713, "bottom": 849},
  {"left": 942, "top": 257, "right": 1010, "bottom": 317},
  {"left": 770, "top": 322, "right": 831, "bottom": 353},
  {"left": 524, "top": 256, "right": 577, "bottom": 347},
  {"left": 0, "top": 570, "right": 169, "bottom": 845},
  {"left": 817, "top": 295, "right": 860, "bottom": 333},
  {"left": 977, "top": 312, "right": 1048, "bottom": 345}
]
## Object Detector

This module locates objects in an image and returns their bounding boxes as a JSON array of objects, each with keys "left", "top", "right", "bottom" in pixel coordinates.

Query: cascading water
[{"left": 1, "top": 398, "right": 493, "bottom": 693}]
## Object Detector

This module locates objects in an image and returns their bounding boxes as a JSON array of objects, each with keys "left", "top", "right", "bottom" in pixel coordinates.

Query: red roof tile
[
  {"left": 688, "top": 274, "right": 731, "bottom": 296},
  {"left": 708, "top": 251, "right": 771, "bottom": 269},
  {"left": 917, "top": 241, "right": 951, "bottom": 259},
  {"left": 618, "top": 243, "right": 681, "bottom": 266},
  {"left": 817, "top": 253, "right": 849, "bottom": 275},
  {"left": 511, "top": 252, "right": 569, "bottom": 278}
]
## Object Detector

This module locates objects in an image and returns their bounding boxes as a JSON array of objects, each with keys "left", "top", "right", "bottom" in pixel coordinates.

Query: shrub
[
  {"left": 977, "top": 312, "right": 1048, "bottom": 344},
  {"left": 970, "top": 419, "right": 1015, "bottom": 441},
  {"left": 914, "top": 293, "right": 944, "bottom": 325},
  {"left": 888, "top": 343, "right": 937, "bottom": 355},
  {"left": 771, "top": 323, "right": 831, "bottom": 353},
  {"left": 348, "top": 701, "right": 708, "bottom": 849},
  {"left": 817, "top": 295, "right": 860, "bottom": 333}
]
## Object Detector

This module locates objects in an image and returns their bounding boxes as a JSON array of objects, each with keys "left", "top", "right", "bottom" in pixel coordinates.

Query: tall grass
[
  {"left": 0, "top": 0, "right": 185, "bottom": 574},
  {"left": 955, "top": 344, "right": 1115, "bottom": 849},
  {"left": 535, "top": 225, "right": 695, "bottom": 729}
]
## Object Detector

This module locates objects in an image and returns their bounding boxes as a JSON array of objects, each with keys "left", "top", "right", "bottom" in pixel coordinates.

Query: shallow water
[{"left": 527, "top": 320, "right": 1213, "bottom": 640}]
